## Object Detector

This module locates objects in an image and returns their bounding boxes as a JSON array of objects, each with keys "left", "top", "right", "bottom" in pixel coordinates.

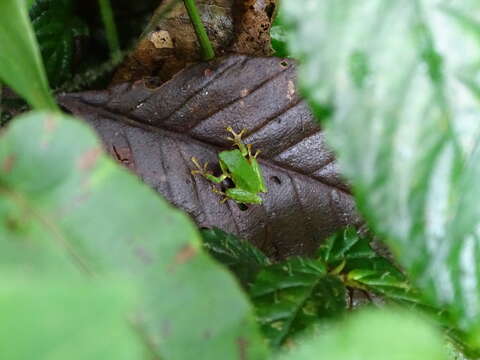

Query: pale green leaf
[
  {"left": 281, "top": 0, "right": 480, "bottom": 339},
  {"left": 277, "top": 309, "right": 448, "bottom": 360},
  {"left": 0, "top": 111, "right": 268, "bottom": 360},
  {"left": 0, "top": 269, "right": 144, "bottom": 360}
]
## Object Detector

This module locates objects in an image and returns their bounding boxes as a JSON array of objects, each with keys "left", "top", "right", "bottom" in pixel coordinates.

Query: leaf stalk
[
  {"left": 98, "top": 0, "right": 121, "bottom": 61},
  {"left": 183, "top": 0, "right": 215, "bottom": 60}
]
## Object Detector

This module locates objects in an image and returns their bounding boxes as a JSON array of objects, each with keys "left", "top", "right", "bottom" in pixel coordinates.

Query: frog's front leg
[
  {"left": 191, "top": 157, "right": 229, "bottom": 183},
  {"left": 226, "top": 126, "right": 248, "bottom": 156},
  {"left": 226, "top": 127, "right": 262, "bottom": 161}
]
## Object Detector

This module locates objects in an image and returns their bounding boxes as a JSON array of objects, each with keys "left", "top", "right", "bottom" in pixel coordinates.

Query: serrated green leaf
[
  {"left": 0, "top": 0, "right": 56, "bottom": 110},
  {"left": 250, "top": 256, "right": 345, "bottom": 348},
  {"left": 318, "top": 231, "right": 479, "bottom": 358},
  {"left": 0, "top": 111, "right": 269, "bottom": 360},
  {"left": 317, "top": 228, "right": 420, "bottom": 304},
  {"left": 277, "top": 309, "right": 448, "bottom": 360},
  {"left": 30, "top": 0, "right": 89, "bottom": 87},
  {"left": 202, "top": 227, "right": 271, "bottom": 286},
  {"left": 281, "top": 0, "right": 480, "bottom": 339},
  {"left": 318, "top": 227, "right": 378, "bottom": 266}
]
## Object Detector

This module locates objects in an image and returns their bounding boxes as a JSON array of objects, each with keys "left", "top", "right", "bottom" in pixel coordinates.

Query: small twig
[
  {"left": 183, "top": 0, "right": 215, "bottom": 60},
  {"left": 98, "top": 0, "right": 121, "bottom": 61}
]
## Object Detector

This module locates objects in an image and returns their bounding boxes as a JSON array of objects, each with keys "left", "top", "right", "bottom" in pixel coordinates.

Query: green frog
[{"left": 191, "top": 127, "right": 267, "bottom": 204}]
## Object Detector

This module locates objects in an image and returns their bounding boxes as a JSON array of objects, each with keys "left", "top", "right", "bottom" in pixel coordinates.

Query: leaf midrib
[
  {"left": 0, "top": 184, "right": 93, "bottom": 275},
  {"left": 62, "top": 97, "right": 352, "bottom": 196},
  {"left": 261, "top": 270, "right": 330, "bottom": 347}
]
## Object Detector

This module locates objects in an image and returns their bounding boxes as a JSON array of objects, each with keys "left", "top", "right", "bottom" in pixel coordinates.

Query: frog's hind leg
[
  {"left": 245, "top": 145, "right": 267, "bottom": 193},
  {"left": 211, "top": 186, "right": 228, "bottom": 203},
  {"left": 191, "top": 157, "right": 209, "bottom": 175},
  {"left": 225, "top": 188, "right": 263, "bottom": 204}
]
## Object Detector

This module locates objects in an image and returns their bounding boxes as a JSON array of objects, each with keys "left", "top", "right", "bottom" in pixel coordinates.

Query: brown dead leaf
[{"left": 60, "top": 55, "right": 361, "bottom": 259}]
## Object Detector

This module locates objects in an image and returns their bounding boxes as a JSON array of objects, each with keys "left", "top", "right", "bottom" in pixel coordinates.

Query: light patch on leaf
[
  {"left": 2, "top": 155, "right": 15, "bottom": 173},
  {"left": 77, "top": 147, "right": 102, "bottom": 171}
]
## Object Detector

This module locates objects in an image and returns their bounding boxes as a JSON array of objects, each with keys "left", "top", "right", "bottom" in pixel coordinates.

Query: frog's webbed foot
[
  {"left": 247, "top": 144, "right": 260, "bottom": 160},
  {"left": 226, "top": 126, "right": 246, "bottom": 142},
  {"left": 192, "top": 157, "right": 230, "bottom": 184},
  {"left": 226, "top": 126, "right": 249, "bottom": 155},
  {"left": 191, "top": 157, "right": 210, "bottom": 176},
  {"left": 211, "top": 186, "right": 228, "bottom": 204}
]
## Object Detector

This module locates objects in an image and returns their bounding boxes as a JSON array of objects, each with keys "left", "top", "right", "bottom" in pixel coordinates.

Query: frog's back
[{"left": 219, "top": 149, "right": 261, "bottom": 192}]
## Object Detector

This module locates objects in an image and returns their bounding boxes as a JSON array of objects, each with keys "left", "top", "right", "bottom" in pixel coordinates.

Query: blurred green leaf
[
  {"left": 277, "top": 309, "right": 448, "bottom": 360},
  {"left": 447, "top": 342, "right": 471, "bottom": 360},
  {"left": 30, "top": 0, "right": 89, "bottom": 87},
  {"left": 202, "top": 227, "right": 271, "bottom": 287},
  {"left": 282, "top": 0, "right": 480, "bottom": 339},
  {"left": 271, "top": 16, "right": 289, "bottom": 58},
  {"left": 250, "top": 257, "right": 345, "bottom": 348},
  {"left": 0, "top": 111, "right": 269, "bottom": 360},
  {"left": 0, "top": 269, "right": 144, "bottom": 360},
  {"left": 0, "top": 0, "right": 56, "bottom": 110}
]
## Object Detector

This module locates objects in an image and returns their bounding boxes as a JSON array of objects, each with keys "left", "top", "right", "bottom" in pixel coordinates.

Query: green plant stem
[
  {"left": 183, "top": 0, "right": 215, "bottom": 60},
  {"left": 98, "top": 0, "right": 121, "bottom": 61},
  {"left": 0, "top": 85, "right": 3, "bottom": 121}
]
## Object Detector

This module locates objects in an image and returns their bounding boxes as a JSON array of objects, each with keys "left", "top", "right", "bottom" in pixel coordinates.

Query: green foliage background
[{"left": 1, "top": 0, "right": 480, "bottom": 359}]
